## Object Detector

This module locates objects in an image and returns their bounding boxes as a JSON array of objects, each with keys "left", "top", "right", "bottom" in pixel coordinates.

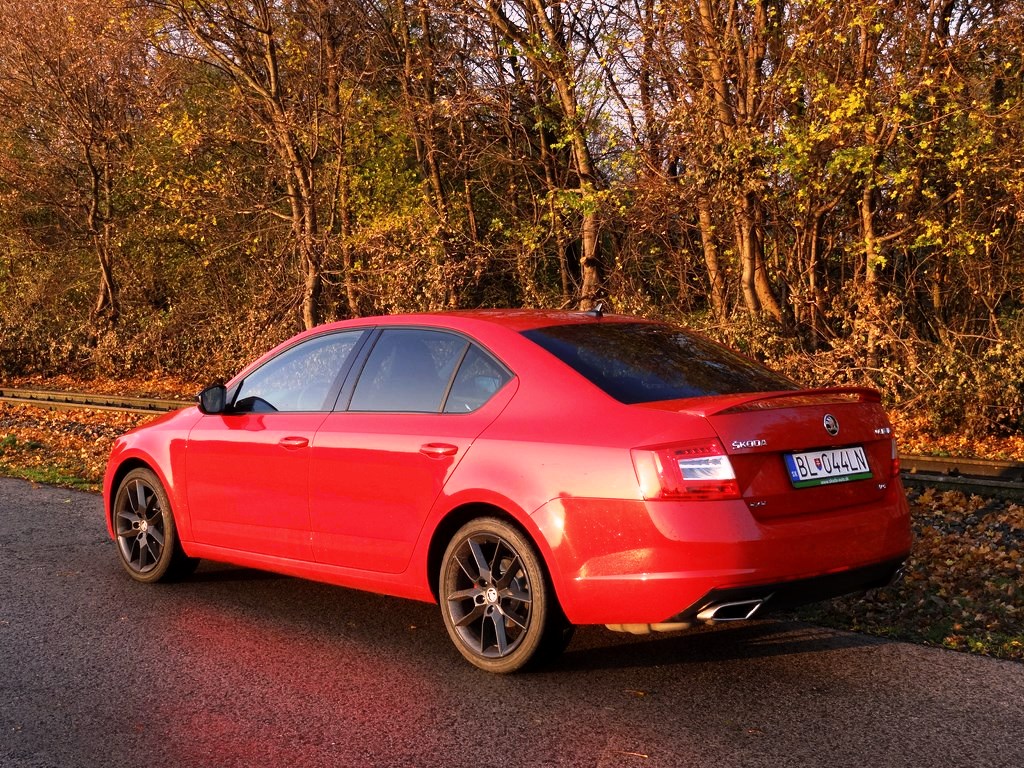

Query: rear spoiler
[{"left": 642, "top": 387, "right": 883, "bottom": 418}]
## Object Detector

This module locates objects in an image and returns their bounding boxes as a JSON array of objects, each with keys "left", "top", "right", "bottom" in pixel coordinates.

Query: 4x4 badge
[{"left": 823, "top": 414, "right": 840, "bottom": 437}]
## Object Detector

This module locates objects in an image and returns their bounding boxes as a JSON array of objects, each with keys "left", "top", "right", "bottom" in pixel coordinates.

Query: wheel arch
[
  {"left": 106, "top": 458, "right": 156, "bottom": 526},
  {"left": 105, "top": 455, "right": 188, "bottom": 543},
  {"left": 425, "top": 502, "right": 567, "bottom": 617}
]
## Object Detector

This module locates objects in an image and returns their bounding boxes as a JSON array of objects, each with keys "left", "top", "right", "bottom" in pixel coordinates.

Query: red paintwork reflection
[{"left": 155, "top": 585, "right": 434, "bottom": 765}]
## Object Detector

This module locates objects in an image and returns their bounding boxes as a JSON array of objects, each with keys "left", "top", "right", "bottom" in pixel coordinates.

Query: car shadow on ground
[
  {"left": 185, "top": 562, "right": 288, "bottom": 583},
  {"left": 172, "top": 561, "right": 886, "bottom": 674},
  {"left": 557, "top": 619, "right": 887, "bottom": 672}
]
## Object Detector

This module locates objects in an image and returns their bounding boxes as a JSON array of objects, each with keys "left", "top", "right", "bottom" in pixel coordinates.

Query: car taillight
[
  {"left": 631, "top": 439, "right": 741, "bottom": 501},
  {"left": 891, "top": 438, "right": 900, "bottom": 478}
]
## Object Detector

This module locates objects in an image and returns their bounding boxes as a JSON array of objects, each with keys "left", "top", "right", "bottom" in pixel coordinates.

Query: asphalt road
[{"left": 1, "top": 477, "right": 1022, "bottom": 768}]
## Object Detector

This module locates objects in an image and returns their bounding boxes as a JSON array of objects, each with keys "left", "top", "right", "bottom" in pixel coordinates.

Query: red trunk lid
[{"left": 642, "top": 388, "right": 897, "bottom": 520}]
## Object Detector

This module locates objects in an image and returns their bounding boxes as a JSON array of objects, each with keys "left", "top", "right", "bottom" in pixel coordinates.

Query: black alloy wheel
[
  {"left": 440, "top": 517, "right": 571, "bottom": 673},
  {"left": 113, "top": 467, "right": 198, "bottom": 583}
]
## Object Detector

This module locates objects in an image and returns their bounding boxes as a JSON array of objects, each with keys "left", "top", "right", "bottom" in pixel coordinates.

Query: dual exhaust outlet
[{"left": 606, "top": 595, "right": 769, "bottom": 635}]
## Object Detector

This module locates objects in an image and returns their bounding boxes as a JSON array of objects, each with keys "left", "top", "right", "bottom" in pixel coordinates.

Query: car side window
[
  {"left": 233, "top": 331, "right": 365, "bottom": 413},
  {"left": 443, "top": 345, "right": 512, "bottom": 413},
  {"left": 349, "top": 329, "right": 469, "bottom": 413}
]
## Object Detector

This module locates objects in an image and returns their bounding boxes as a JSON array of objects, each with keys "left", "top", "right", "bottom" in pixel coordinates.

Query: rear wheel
[
  {"left": 440, "top": 517, "right": 572, "bottom": 673},
  {"left": 112, "top": 468, "right": 198, "bottom": 583}
]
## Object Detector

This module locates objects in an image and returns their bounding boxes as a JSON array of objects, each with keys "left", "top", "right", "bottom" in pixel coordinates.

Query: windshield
[{"left": 522, "top": 322, "right": 797, "bottom": 404}]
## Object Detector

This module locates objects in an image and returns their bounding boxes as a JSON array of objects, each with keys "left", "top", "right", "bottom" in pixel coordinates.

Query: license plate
[{"left": 784, "top": 446, "right": 872, "bottom": 488}]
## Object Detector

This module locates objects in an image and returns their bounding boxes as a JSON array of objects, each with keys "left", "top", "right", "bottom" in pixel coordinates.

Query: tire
[
  {"left": 112, "top": 468, "right": 199, "bottom": 583},
  {"left": 440, "top": 517, "right": 573, "bottom": 673}
]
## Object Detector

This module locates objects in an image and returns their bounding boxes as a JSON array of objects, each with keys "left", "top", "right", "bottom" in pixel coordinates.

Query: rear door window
[
  {"left": 443, "top": 345, "right": 513, "bottom": 413},
  {"left": 347, "top": 328, "right": 513, "bottom": 413},
  {"left": 349, "top": 329, "right": 468, "bottom": 413}
]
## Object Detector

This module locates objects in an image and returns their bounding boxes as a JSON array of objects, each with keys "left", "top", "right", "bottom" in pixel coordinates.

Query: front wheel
[
  {"left": 440, "top": 517, "right": 572, "bottom": 673},
  {"left": 112, "top": 468, "right": 198, "bottom": 583}
]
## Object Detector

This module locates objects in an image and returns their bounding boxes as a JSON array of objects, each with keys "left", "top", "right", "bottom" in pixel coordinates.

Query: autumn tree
[
  {"left": 148, "top": 0, "right": 341, "bottom": 329},
  {"left": 470, "top": 0, "right": 608, "bottom": 308},
  {"left": 0, "top": 0, "right": 151, "bottom": 328},
  {"left": 1, "top": 0, "right": 1024, "bottom": 432}
]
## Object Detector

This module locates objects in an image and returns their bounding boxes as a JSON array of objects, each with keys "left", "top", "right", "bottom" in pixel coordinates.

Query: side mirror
[{"left": 197, "top": 384, "right": 227, "bottom": 415}]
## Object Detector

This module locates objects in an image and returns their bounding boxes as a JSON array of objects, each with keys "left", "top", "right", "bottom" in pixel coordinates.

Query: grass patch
[
  {"left": 0, "top": 409, "right": 148, "bottom": 492},
  {"left": 0, "top": 460, "right": 98, "bottom": 491}
]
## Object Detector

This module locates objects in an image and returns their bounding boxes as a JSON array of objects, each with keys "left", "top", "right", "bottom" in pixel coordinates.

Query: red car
[{"left": 103, "top": 310, "right": 911, "bottom": 672}]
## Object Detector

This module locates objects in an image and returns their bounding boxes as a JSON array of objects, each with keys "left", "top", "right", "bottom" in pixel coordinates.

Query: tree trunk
[
  {"left": 322, "top": 20, "right": 359, "bottom": 319},
  {"left": 859, "top": 178, "right": 883, "bottom": 369},
  {"left": 806, "top": 212, "right": 833, "bottom": 344},
  {"left": 734, "top": 194, "right": 761, "bottom": 315},
  {"left": 753, "top": 243, "right": 784, "bottom": 323},
  {"left": 579, "top": 208, "right": 601, "bottom": 308},
  {"left": 86, "top": 144, "right": 118, "bottom": 325},
  {"left": 485, "top": 0, "right": 603, "bottom": 308},
  {"left": 697, "top": 199, "right": 727, "bottom": 323},
  {"left": 330, "top": 129, "right": 359, "bottom": 318},
  {"left": 167, "top": 0, "right": 325, "bottom": 330},
  {"left": 400, "top": 0, "right": 448, "bottom": 221},
  {"left": 301, "top": 241, "right": 323, "bottom": 330}
]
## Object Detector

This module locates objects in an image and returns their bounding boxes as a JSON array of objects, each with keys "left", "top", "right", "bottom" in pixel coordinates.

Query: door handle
[
  {"left": 278, "top": 436, "right": 309, "bottom": 449},
  {"left": 419, "top": 442, "right": 458, "bottom": 458}
]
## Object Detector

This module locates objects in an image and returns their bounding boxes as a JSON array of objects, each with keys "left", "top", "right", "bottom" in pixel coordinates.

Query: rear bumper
[
  {"left": 666, "top": 556, "right": 905, "bottom": 623},
  {"left": 530, "top": 488, "right": 912, "bottom": 625}
]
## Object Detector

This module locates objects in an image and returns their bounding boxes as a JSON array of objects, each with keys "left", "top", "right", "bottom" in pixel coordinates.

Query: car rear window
[{"left": 521, "top": 322, "right": 796, "bottom": 404}]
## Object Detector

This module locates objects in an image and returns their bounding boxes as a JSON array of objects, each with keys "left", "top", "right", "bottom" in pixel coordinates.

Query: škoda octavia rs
[{"left": 104, "top": 310, "right": 911, "bottom": 672}]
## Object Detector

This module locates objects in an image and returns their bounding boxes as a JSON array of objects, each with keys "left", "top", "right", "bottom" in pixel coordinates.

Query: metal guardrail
[
  {"left": 899, "top": 454, "right": 1024, "bottom": 481},
  {"left": 899, "top": 455, "right": 1024, "bottom": 500},
  {"left": 0, "top": 387, "right": 187, "bottom": 414}
]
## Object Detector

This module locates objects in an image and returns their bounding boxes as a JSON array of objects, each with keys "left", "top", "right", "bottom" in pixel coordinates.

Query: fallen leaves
[
  {"left": 802, "top": 488, "right": 1024, "bottom": 660},
  {"left": 0, "top": 403, "right": 153, "bottom": 490},
  {"left": 0, "top": 375, "right": 201, "bottom": 489},
  {"left": 890, "top": 411, "right": 1024, "bottom": 461}
]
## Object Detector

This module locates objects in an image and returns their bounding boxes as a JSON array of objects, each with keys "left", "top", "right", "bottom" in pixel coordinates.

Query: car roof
[
  {"left": 227, "top": 309, "right": 660, "bottom": 386},
  {"left": 329, "top": 309, "right": 655, "bottom": 333}
]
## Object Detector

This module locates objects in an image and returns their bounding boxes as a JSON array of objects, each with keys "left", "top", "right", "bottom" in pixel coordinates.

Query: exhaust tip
[{"left": 696, "top": 597, "right": 768, "bottom": 623}]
